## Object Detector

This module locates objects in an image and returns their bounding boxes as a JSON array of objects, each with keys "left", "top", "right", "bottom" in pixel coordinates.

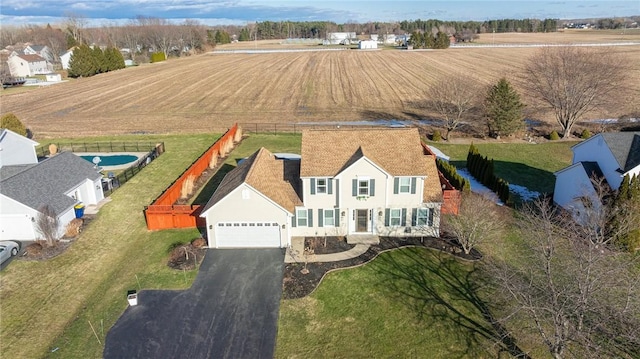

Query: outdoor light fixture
[
  {"left": 31, "top": 217, "right": 35, "bottom": 222},
  {"left": 378, "top": 211, "right": 383, "bottom": 217},
  {"left": 282, "top": 224, "right": 286, "bottom": 229},
  {"left": 209, "top": 225, "right": 212, "bottom": 229},
  {"left": 96, "top": 185, "right": 101, "bottom": 190},
  {"left": 341, "top": 211, "right": 345, "bottom": 216}
]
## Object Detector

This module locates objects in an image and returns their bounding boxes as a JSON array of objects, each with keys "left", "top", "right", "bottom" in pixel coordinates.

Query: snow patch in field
[
  {"left": 509, "top": 184, "right": 541, "bottom": 202},
  {"left": 457, "top": 168, "right": 503, "bottom": 205}
]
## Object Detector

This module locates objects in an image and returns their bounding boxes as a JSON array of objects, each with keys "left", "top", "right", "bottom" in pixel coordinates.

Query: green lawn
[
  {"left": 0, "top": 132, "right": 574, "bottom": 358},
  {"left": 0, "top": 133, "right": 217, "bottom": 358},
  {"left": 276, "top": 247, "right": 523, "bottom": 358},
  {"left": 428, "top": 141, "right": 576, "bottom": 194}
]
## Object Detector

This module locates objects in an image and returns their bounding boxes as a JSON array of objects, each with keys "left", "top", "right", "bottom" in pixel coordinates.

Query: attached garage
[{"left": 215, "top": 222, "right": 281, "bottom": 248}]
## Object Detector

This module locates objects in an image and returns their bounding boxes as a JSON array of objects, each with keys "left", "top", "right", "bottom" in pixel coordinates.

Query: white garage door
[
  {"left": 215, "top": 222, "right": 281, "bottom": 248},
  {"left": 0, "top": 214, "right": 35, "bottom": 240}
]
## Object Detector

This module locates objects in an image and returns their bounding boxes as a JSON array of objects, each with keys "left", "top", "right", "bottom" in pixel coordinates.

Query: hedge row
[
  {"left": 436, "top": 158, "right": 470, "bottom": 192},
  {"left": 467, "top": 144, "right": 510, "bottom": 204}
]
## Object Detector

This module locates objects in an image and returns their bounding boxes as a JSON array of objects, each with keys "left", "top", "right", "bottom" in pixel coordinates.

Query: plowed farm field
[{"left": 2, "top": 45, "right": 639, "bottom": 137}]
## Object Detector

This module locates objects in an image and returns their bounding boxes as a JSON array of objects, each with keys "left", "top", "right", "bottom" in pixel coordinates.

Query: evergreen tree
[
  {"left": 92, "top": 46, "right": 106, "bottom": 74},
  {"left": 484, "top": 78, "right": 525, "bottom": 138},
  {"left": 1, "top": 113, "right": 27, "bottom": 136},
  {"left": 239, "top": 28, "right": 250, "bottom": 41},
  {"left": 409, "top": 31, "right": 423, "bottom": 48},
  {"left": 68, "top": 44, "right": 97, "bottom": 78},
  {"left": 433, "top": 31, "right": 450, "bottom": 49}
]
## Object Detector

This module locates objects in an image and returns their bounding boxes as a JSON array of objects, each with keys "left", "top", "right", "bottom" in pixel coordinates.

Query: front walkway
[{"left": 285, "top": 237, "right": 371, "bottom": 263}]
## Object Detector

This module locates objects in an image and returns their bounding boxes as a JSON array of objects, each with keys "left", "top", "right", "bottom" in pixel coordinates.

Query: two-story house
[
  {"left": 200, "top": 128, "right": 445, "bottom": 248},
  {"left": 554, "top": 131, "right": 640, "bottom": 213}
]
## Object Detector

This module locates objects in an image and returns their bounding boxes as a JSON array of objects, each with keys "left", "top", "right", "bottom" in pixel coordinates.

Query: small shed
[
  {"left": 45, "top": 73, "right": 62, "bottom": 82},
  {"left": 358, "top": 40, "right": 378, "bottom": 50}
]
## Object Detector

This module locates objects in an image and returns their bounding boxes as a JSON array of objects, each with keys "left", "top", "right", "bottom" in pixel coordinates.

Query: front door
[{"left": 356, "top": 209, "right": 369, "bottom": 232}]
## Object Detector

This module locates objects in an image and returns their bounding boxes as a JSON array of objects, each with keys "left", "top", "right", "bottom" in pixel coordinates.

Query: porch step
[{"left": 346, "top": 234, "right": 379, "bottom": 245}]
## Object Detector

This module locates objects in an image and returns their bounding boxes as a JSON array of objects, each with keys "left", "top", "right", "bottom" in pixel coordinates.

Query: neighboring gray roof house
[
  {"left": 600, "top": 132, "right": 640, "bottom": 174},
  {"left": 0, "top": 152, "right": 101, "bottom": 214}
]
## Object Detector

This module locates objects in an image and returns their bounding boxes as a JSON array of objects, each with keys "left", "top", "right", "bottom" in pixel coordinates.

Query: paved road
[{"left": 104, "top": 249, "right": 284, "bottom": 359}]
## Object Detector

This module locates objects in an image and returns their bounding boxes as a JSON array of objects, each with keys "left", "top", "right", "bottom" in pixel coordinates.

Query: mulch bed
[
  {"left": 304, "top": 236, "right": 355, "bottom": 255},
  {"left": 283, "top": 236, "right": 481, "bottom": 299},
  {"left": 19, "top": 241, "right": 72, "bottom": 261},
  {"left": 167, "top": 239, "right": 207, "bottom": 270}
]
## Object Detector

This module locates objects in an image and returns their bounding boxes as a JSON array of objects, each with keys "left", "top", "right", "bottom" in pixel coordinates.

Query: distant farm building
[
  {"left": 358, "top": 40, "right": 378, "bottom": 50},
  {"left": 324, "top": 32, "right": 357, "bottom": 45}
]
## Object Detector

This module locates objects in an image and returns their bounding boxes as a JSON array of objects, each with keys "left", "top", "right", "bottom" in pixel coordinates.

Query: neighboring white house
[
  {"left": 0, "top": 133, "right": 104, "bottom": 241},
  {"left": 0, "top": 129, "right": 39, "bottom": 168},
  {"left": 554, "top": 132, "right": 640, "bottom": 213},
  {"left": 45, "top": 73, "right": 62, "bottom": 82},
  {"left": 23, "top": 45, "right": 53, "bottom": 63},
  {"left": 7, "top": 53, "right": 52, "bottom": 77},
  {"left": 60, "top": 49, "right": 74, "bottom": 70},
  {"left": 324, "top": 32, "right": 357, "bottom": 45},
  {"left": 358, "top": 40, "right": 378, "bottom": 49},
  {"left": 200, "top": 128, "right": 444, "bottom": 248}
]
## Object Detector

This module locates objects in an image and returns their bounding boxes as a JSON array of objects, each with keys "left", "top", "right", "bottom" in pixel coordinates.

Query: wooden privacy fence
[{"left": 144, "top": 124, "right": 240, "bottom": 230}]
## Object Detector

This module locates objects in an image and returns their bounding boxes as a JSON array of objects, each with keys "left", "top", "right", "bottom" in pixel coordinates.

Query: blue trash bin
[{"left": 74, "top": 204, "right": 85, "bottom": 218}]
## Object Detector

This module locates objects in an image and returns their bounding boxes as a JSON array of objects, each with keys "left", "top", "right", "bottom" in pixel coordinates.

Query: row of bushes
[
  {"left": 68, "top": 45, "right": 125, "bottom": 78},
  {"left": 436, "top": 158, "right": 470, "bottom": 192},
  {"left": 467, "top": 144, "right": 510, "bottom": 204}
]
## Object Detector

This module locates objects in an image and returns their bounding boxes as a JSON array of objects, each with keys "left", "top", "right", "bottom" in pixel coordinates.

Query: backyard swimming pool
[{"left": 79, "top": 154, "right": 138, "bottom": 167}]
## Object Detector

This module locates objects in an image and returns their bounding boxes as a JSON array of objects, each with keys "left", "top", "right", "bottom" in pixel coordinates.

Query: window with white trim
[
  {"left": 390, "top": 209, "right": 402, "bottom": 226},
  {"left": 358, "top": 180, "right": 369, "bottom": 196},
  {"left": 316, "top": 178, "right": 327, "bottom": 194},
  {"left": 416, "top": 208, "right": 429, "bottom": 226},
  {"left": 399, "top": 177, "right": 411, "bottom": 193},
  {"left": 296, "top": 209, "right": 308, "bottom": 227},
  {"left": 324, "top": 209, "right": 335, "bottom": 226}
]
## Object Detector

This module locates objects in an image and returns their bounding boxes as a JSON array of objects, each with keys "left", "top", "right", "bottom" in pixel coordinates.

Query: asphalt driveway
[{"left": 104, "top": 249, "right": 284, "bottom": 359}]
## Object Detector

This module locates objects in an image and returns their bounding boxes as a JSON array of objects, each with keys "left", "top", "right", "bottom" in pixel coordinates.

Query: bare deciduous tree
[
  {"left": 425, "top": 74, "right": 483, "bottom": 140},
  {"left": 488, "top": 198, "right": 640, "bottom": 359},
  {"left": 442, "top": 193, "right": 504, "bottom": 254},
  {"left": 522, "top": 46, "right": 627, "bottom": 138},
  {"left": 36, "top": 205, "right": 60, "bottom": 247}
]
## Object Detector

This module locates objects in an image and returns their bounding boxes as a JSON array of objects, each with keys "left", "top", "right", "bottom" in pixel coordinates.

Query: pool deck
[{"left": 72, "top": 152, "right": 148, "bottom": 171}]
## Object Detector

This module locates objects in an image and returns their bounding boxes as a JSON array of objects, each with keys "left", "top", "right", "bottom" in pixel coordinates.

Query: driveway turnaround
[{"left": 104, "top": 249, "right": 284, "bottom": 359}]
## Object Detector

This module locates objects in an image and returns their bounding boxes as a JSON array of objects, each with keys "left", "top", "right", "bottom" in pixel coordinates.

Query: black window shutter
[
  {"left": 428, "top": 208, "right": 434, "bottom": 226},
  {"left": 291, "top": 214, "right": 296, "bottom": 228},
  {"left": 393, "top": 177, "right": 399, "bottom": 194},
  {"left": 335, "top": 179, "right": 340, "bottom": 207},
  {"left": 370, "top": 179, "right": 375, "bottom": 196},
  {"left": 385, "top": 208, "right": 390, "bottom": 226},
  {"left": 308, "top": 209, "right": 313, "bottom": 227},
  {"left": 328, "top": 179, "right": 333, "bottom": 194},
  {"left": 318, "top": 209, "right": 323, "bottom": 227},
  {"left": 411, "top": 178, "right": 417, "bottom": 194},
  {"left": 310, "top": 178, "right": 316, "bottom": 195},
  {"left": 335, "top": 209, "right": 340, "bottom": 226},
  {"left": 352, "top": 179, "right": 357, "bottom": 196},
  {"left": 411, "top": 208, "right": 417, "bottom": 226},
  {"left": 401, "top": 208, "right": 407, "bottom": 226}
]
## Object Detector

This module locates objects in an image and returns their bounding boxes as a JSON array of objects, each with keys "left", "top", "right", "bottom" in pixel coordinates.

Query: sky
[{"left": 1, "top": 0, "right": 638, "bottom": 26}]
